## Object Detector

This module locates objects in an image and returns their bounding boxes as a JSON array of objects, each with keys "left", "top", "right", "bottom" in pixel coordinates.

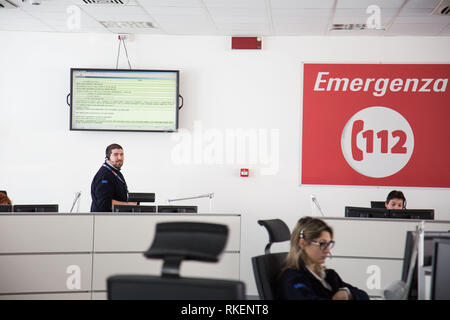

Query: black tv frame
[
  {"left": 13, "top": 204, "right": 58, "bottom": 213},
  {"left": 113, "top": 205, "right": 156, "bottom": 213},
  {"left": 69, "top": 68, "right": 180, "bottom": 133},
  {"left": 157, "top": 205, "right": 198, "bottom": 213}
]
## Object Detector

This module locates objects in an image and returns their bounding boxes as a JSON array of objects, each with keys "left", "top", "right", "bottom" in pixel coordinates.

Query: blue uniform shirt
[{"left": 90, "top": 162, "right": 128, "bottom": 212}]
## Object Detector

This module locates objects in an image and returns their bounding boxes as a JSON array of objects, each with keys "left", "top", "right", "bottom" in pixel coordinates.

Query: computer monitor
[
  {"left": 345, "top": 207, "right": 434, "bottom": 220},
  {"left": 402, "top": 231, "right": 450, "bottom": 299},
  {"left": 344, "top": 206, "right": 388, "bottom": 218},
  {"left": 0, "top": 205, "right": 12, "bottom": 212},
  {"left": 370, "top": 201, "right": 386, "bottom": 209},
  {"left": 127, "top": 193, "right": 155, "bottom": 204},
  {"left": 389, "top": 209, "right": 434, "bottom": 220},
  {"left": 157, "top": 205, "right": 198, "bottom": 213},
  {"left": 13, "top": 204, "right": 58, "bottom": 213},
  {"left": 113, "top": 205, "right": 156, "bottom": 213},
  {"left": 431, "top": 239, "right": 450, "bottom": 300}
]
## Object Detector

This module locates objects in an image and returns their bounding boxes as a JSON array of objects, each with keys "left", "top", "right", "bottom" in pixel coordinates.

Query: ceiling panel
[
  {"left": 386, "top": 22, "right": 448, "bottom": 35},
  {"left": 203, "top": 0, "right": 266, "bottom": 8},
  {"left": 0, "top": 0, "right": 447, "bottom": 37},
  {"left": 337, "top": 0, "right": 404, "bottom": 9},
  {"left": 272, "top": 8, "right": 333, "bottom": 18},
  {"left": 138, "top": 0, "right": 202, "bottom": 7},
  {"left": 440, "top": 24, "right": 450, "bottom": 35},
  {"left": 270, "top": 0, "right": 335, "bottom": 9},
  {"left": 404, "top": 0, "right": 442, "bottom": 9}
]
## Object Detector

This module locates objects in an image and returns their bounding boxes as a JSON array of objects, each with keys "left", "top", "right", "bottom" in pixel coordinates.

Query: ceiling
[{"left": 0, "top": 0, "right": 449, "bottom": 37}]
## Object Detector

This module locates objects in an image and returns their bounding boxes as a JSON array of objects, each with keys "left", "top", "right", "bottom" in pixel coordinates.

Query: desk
[
  {"left": 322, "top": 217, "right": 450, "bottom": 299},
  {"left": 0, "top": 213, "right": 241, "bottom": 300}
]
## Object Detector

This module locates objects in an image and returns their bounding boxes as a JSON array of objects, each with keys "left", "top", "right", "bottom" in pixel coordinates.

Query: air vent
[
  {"left": 73, "top": 0, "right": 137, "bottom": 5},
  {"left": 0, "top": 0, "right": 17, "bottom": 9},
  {"left": 331, "top": 24, "right": 366, "bottom": 31},
  {"left": 432, "top": 0, "right": 450, "bottom": 15},
  {"left": 82, "top": 0, "right": 127, "bottom": 4},
  {"left": 100, "top": 21, "right": 155, "bottom": 29},
  {"left": 330, "top": 24, "right": 385, "bottom": 31}
]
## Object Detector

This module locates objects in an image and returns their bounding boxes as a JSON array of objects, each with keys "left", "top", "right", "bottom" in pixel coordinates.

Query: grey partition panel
[
  {"left": 92, "top": 252, "right": 240, "bottom": 291},
  {"left": 324, "top": 219, "right": 419, "bottom": 258},
  {"left": 0, "top": 215, "right": 93, "bottom": 253},
  {"left": 326, "top": 257, "right": 403, "bottom": 298},
  {"left": 93, "top": 215, "right": 241, "bottom": 252},
  {"left": 0, "top": 254, "right": 92, "bottom": 295},
  {"left": 92, "top": 292, "right": 107, "bottom": 300}
]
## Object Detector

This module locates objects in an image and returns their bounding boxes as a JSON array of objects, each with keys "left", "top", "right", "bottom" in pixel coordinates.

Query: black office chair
[
  {"left": 251, "top": 219, "right": 291, "bottom": 300},
  {"left": 107, "top": 222, "right": 246, "bottom": 300}
]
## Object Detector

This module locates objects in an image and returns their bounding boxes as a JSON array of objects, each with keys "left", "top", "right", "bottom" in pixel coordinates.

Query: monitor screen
[
  {"left": 127, "top": 193, "right": 155, "bottom": 204},
  {"left": 431, "top": 239, "right": 450, "bottom": 300},
  {"left": 402, "top": 231, "right": 450, "bottom": 299},
  {"left": 113, "top": 205, "right": 156, "bottom": 213},
  {"left": 70, "top": 68, "right": 179, "bottom": 132},
  {"left": 370, "top": 201, "right": 386, "bottom": 209},
  {"left": 344, "top": 206, "right": 388, "bottom": 218},
  {"left": 13, "top": 204, "right": 58, "bottom": 213},
  {"left": 389, "top": 209, "right": 434, "bottom": 220},
  {"left": 0, "top": 205, "right": 12, "bottom": 212},
  {"left": 157, "top": 205, "right": 198, "bottom": 213},
  {"left": 345, "top": 207, "right": 434, "bottom": 220}
]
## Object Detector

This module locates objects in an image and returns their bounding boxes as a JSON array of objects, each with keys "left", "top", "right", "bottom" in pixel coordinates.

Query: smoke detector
[{"left": 432, "top": 0, "right": 450, "bottom": 15}]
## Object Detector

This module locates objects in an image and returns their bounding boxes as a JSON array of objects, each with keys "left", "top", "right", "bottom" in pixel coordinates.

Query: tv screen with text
[{"left": 70, "top": 69, "right": 179, "bottom": 132}]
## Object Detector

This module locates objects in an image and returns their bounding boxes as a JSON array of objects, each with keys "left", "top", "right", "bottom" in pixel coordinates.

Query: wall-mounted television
[{"left": 70, "top": 68, "right": 179, "bottom": 132}]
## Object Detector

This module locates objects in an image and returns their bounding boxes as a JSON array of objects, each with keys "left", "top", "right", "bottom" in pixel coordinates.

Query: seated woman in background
[
  {"left": 385, "top": 190, "right": 406, "bottom": 209},
  {"left": 277, "top": 216, "right": 369, "bottom": 300}
]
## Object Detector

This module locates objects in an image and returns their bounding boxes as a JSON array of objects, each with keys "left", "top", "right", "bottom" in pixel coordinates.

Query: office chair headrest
[
  {"left": 257, "top": 219, "right": 290, "bottom": 254},
  {"left": 144, "top": 222, "right": 229, "bottom": 277}
]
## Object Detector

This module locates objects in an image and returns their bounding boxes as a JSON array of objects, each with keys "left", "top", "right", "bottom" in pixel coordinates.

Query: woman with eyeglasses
[{"left": 278, "top": 216, "right": 369, "bottom": 300}]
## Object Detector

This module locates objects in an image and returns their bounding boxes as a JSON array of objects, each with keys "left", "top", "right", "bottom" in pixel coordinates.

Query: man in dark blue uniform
[{"left": 90, "top": 144, "right": 136, "bottom": 212}]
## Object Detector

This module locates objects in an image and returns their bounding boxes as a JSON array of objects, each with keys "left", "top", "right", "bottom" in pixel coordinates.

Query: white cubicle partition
[
  {"left": 91, "top": 214, "right": 241, "bottom": 298},
  {"left": 322, "top": 217, "right": 450, "bottom": 299},
  {"left": 0, "top": 213, "right": 241, "bottom": 300}
]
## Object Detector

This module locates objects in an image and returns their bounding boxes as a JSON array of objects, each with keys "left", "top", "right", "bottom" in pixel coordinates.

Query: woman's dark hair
[
  {"left": 386, "top": 190, "right": 406, "bottom": 208},
  {"left": 0, "top": 192, "right": 12, "bottom": 205},
  {"left": 105, "top": 143, "right": 123, "bottom": 160}
]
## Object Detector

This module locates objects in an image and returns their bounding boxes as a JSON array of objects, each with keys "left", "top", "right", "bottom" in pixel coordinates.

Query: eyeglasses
[{"left": 310, "top": 240, "right": 335, "bottom": 250}]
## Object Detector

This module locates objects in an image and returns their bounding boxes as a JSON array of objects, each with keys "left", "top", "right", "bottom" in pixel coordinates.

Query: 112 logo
[{"left": 341, "top": 106, "right": 414, "bottom": 178}]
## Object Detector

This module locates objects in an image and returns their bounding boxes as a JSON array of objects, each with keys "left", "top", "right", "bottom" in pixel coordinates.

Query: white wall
[{"left": 1, "top": 31, "right": 449, "bottom": 295}]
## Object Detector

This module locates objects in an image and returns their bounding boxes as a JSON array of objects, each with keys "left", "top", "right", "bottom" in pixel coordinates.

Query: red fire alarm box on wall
[
  {"left": 231, "top": 37, "right": 262, "bottom": 50},
  {"left": 240, "top": 168, "right": 250, "bottom": 177}
]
